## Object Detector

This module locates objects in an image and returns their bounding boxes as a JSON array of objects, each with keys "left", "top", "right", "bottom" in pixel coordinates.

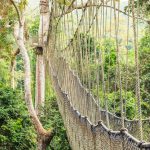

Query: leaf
[{"left": 55, "top": 0, "right": 71, "bottom": 6}]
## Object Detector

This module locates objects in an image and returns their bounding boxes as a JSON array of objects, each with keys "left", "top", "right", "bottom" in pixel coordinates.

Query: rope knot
[
  {"left": 98, "top": 120, "right": 103, "bottom": 125},
  {"left": 120, "top": 128, "right": 128, "bottom": 133},
  {"left": 138, "top": 141, "right": 145, "bottom": 148}
]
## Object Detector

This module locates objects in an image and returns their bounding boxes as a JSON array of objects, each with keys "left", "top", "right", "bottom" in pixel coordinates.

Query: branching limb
[
  {"left": 11, "top": 1, "right": 54, "bottom": 148},
  {"left": 55, "top": 2, "right": 149, "bottom": 24},
  {"left": 9, "top": 0, "right": 22, "bottom": 26}
]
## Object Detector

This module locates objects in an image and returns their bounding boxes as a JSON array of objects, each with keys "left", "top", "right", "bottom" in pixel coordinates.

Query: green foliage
[
  {"left": 107, "top": 91, "right": 136, "bottom": 119},
  {"left": 0, "top": 85, "right": 36, "bottom": 150},
  {"left": 0, "top": 60, "right": 10, "bottom": 84},
  {"left": 28, "top": 16, "right": 40, "bottom": 37},
  {"left": 98, "top": 38, "right": 116, "bottom": 80},
  {"left": 139, "top": 30, "right": 150, "bottom": 117},
  {"left": 75, "top": 33, "right": 150, "bottom": 121},
  {"left": 136, "top": 0, "right": 150, "bottom": 17},
  {"left": 79, "top": 33, "right": 96, "bottom": 57},
  {"left": 125, "top": 0, "right": 150, "bottom": 21},
  {"left": 18, "top": 0, "right": 28, "bottom": 12},
  {"left": 100, "top": 39, "right": 116, "bottom": 72},
  {"left": 0, "top": 1, "right": 17, "bottom": 85},
  {"left": 28, "top": 50, "right": 36, "bottom": 101},
  {"left": 40, "top": 93, "right": 71, "bottom": 150},
  {"left": 56, "top": 0, "right": 71, "bottom": 6}
]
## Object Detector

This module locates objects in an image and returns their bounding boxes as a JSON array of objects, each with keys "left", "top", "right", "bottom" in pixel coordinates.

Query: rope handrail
[{"left": 48, "top": 58, "right": 150, "bottom": 149}]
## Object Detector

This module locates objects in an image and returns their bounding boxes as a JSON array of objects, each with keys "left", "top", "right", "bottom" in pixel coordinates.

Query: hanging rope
[
  {"left": 131, "top": 0, "right": 143, "bottom": 141},
  {"left": 113, "top": 0, "right": 124, "bottom": 129},
  {"left": 45, "top": 0, "right": 150, "bottom": 147}
]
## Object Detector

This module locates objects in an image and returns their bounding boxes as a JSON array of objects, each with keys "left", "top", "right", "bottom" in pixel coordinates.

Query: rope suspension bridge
[{"left": 44, "top": 0, "right": 150, "bottom": 149}]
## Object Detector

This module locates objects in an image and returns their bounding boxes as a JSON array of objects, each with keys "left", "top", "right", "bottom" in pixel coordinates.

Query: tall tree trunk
[
  {"left": 36, "top": 1, "right": 51, "bottom": 149},
  {"left": 35, "top": 49, "right": 45, "bottom": 115},
  {"left": 35, "top": 0, "right": 50, "bottom": 115},
  {"left": 37, "top": 134, "right": 53, "bottom": 150}
]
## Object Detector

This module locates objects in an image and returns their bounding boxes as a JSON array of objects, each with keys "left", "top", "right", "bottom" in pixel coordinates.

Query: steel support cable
[{"left": 131, "top": 0, "right": 143, "bottom": 141}]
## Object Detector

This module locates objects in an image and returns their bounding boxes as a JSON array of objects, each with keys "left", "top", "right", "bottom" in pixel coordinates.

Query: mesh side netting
[{"left": 46, "top": 54, "right": 150, "bottom": 149}]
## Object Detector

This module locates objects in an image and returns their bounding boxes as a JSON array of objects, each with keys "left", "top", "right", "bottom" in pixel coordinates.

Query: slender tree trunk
[
  {"left": 35, "top": 1, "right": 51, "bottom": 149},
  {"left": 35, "top": 0, "right": 50, "bottom": 116},
  {"left": 11, "top": 0, "right": 54, "bottom": 149},
  {"left": 35, "top": 50, "right": 45, "bottom": 115},
  {"left": 13, "top": 14, "right": 53, "bottom": 150},
  {"left": 37, "top": 135, "right": 53, "bottom": 150}
]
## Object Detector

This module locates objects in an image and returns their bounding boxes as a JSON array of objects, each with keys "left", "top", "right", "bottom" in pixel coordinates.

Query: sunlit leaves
[
  {"left": 55, "top": 0, "right": 71, "bottom": 6},
  {"left": 18, "top": 0, "right": 28, "bottom": 12}
]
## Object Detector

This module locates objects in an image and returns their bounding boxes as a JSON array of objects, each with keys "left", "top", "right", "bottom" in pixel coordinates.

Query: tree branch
[
  {"left": 9, "top": 0, "right": 22, "bottom": 26},
  {"left": 55, "top": 2, "right": 149, "bottom": 24},
  {"left": 11, "top": 0, "right": 54, "bottom": 146}
]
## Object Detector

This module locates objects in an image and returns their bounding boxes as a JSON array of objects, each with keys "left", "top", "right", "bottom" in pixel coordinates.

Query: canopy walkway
[{"left": 45, "top": 0, "right": 150, "bottom": 149}]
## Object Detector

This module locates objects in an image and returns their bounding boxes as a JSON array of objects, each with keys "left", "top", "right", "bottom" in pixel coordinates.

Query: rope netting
[{"left": 44, "top": 0, "right": 150, "bottom": 149}]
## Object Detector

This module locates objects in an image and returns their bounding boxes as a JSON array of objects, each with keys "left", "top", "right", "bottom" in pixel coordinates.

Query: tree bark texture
[
  {"left": 13, "top": 15, "right": 53, "bottom": 150},
  {"left": 11, "top": 0, "right": 54, "bottom": 148},
  {"left": 35, "top": 0, "right": 50, "bottom": 115}
]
